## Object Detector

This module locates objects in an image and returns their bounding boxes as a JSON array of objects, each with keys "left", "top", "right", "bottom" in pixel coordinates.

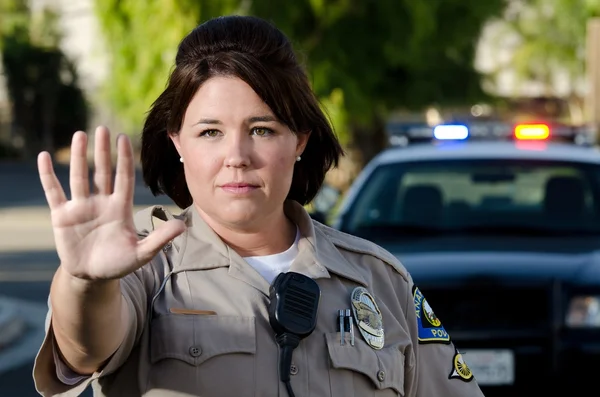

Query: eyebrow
[
  {"left": 193, "top": 115, "right": 279, "bottom": 126},
  {"left": 194, "top": 118, "right": 222, "bottom": 125},
  {"left": 248, "top": 115, "right": 278, "bottom": 123}
]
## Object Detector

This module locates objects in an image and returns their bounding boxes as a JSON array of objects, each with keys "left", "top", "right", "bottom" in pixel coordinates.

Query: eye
[
  {"left": 252, "top": 127, "right": 274, "bottom": 136},
  {"left": 200, "top": 129, "right": 221, "bottom": 138}
]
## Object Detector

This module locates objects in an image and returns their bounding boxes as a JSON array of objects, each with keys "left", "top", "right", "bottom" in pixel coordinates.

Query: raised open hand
[{"left": 37, "top": 126, "right": 186, "bottom": 281}]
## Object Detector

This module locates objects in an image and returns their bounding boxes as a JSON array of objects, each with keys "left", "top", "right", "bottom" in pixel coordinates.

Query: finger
[
  {"left": 69, "top": 131, "right": 90, "bottom": 199},
  {"left": 114, "top": 134, "right": 135, "bottom": 202},
  {"left": 93, "top": 126, "right": 113, "bottom": 195},
  {"left": 135, "top": 220, "right": 187, "bottom": 266},
  {"left": 37, "top": 151, "right": 67, "bottom": 209}
]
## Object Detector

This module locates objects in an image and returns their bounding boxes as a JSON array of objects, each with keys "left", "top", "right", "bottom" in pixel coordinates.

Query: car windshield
[{"left": 343, "top": 159, "right": 600, "bottom": 239}]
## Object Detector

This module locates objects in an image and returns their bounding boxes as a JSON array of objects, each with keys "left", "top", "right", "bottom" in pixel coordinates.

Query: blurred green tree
[
  {"left": 93, "top": 0, "right": 504, "bottom": 168},
  {"left": 0, "top": 0, "right": 89, "bottom": 159},
  {"left": 487, "top": 0, "right": 600, "bottom": 124},
  {"left": 93, "top": 0, "right": 232, "bottom": 134},
  {"left": 252, "top": 0, "right": 506, "bottom": 164}
]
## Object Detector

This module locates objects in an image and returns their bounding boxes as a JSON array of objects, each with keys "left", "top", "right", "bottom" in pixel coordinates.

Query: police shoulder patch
[
  {"left": 448, "top": 348, "right": 474, "bottom": 382},
  {"left": 412, "top": 285, "right": 450, "bottom": 344}
]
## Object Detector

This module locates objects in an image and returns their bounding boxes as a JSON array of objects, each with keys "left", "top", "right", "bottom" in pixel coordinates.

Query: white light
[{"left": 433, "top": 125, "right": 469, "bottom": 140}]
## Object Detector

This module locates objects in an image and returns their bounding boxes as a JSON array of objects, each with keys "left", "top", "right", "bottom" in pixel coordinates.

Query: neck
[{"left": 196, "top": 205, "right": 297, "bottom": 257}]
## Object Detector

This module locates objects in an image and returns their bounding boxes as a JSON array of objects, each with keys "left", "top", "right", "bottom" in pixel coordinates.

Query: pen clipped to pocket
[{"left": 336, "top": 309, "right": 355, "bottom": 346}]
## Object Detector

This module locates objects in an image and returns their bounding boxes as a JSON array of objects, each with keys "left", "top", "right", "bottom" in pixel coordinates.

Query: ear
[
  {"left": 295, "top": 130, "right": 311, "bottom": 156},
  {"left": 169, "top": 132, "right": 182, "bottom": 156}
]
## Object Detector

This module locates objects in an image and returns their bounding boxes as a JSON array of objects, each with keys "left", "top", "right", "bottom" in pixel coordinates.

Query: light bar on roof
[
  {"left": 514, "top": 123, "right": 550, "bottom": 140},
  {"left": 433, "top": 124, "right": 469, "bottom": 140}
]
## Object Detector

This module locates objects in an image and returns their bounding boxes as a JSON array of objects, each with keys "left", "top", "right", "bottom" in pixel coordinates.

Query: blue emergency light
[{"left": 433, "top": 124, "right": 469, "bottom": 140}]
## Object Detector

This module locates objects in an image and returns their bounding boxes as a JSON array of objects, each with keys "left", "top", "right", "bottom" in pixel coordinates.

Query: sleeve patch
[
  {"left": 449, "top": 348, "right": 474, "bottom": 382},
  {"left": 412, "top": 285, "right": 451, "bottom": 344}
]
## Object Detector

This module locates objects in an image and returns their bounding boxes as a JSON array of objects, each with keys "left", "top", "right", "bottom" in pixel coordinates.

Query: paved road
[{"left": 0, "top": 161, "right": 178, "bottom": 397}]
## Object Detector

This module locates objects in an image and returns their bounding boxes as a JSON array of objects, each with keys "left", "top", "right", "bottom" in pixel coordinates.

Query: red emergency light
[{"left": 514, "top": 123, "right": 550, "bottom": 140}]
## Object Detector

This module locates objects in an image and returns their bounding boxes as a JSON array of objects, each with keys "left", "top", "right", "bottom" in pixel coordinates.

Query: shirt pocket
[
  {"left": 325, "top": 332, "right": 405, "bottom": 397},
  {"left": 146, "top": 314, "right": 256, "bottom": 396}
]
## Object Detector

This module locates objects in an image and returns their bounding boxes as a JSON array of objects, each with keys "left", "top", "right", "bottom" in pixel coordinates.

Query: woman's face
[{"left": 170, "top": 76, "right": 309, "bottom": 229}]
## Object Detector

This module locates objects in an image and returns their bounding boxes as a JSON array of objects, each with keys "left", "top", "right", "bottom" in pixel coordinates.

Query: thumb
[{"left": 135, "top": 219, "right": 187, "bottom": 265}]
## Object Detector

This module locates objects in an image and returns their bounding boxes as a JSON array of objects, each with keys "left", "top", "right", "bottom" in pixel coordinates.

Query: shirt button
[
  {"left": 290, "top": 364, "right": 299, "bottom": 375},
  {"left": 377, "top": 370, "right": 386, "bottom": 382},
  {"left": 189, "top": 346, "right": 202, "bottom": 357}
]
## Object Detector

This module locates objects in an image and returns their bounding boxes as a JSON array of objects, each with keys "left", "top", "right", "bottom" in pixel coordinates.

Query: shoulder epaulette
[
  {"left": 316, "top": 223, "right": 408, "bottom": 280},
  {"left": 133, "top": 205, "right": 170, "bottom": 236},
  {"left": 133, "top": 205, "right": 190, "bottom": 254}
]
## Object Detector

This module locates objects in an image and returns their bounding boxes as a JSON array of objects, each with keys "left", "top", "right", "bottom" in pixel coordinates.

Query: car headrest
[
  {"left": 543, "top": 176, "right": 586, "bottom": 216},
  {"left": 401, "top": 184, "right": 444, "bottom": 225}
]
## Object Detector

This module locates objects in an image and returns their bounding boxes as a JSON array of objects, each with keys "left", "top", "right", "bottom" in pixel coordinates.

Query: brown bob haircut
[{"left": 141, "top": 15, "right": 344, "bottom": 209}]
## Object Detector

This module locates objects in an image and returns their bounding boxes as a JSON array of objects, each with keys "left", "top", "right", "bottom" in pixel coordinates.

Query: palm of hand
[
  {"left": 51, "top": 196, "right": 142, "bottom": 280},
  {"left": 38, "top": 126, "right": 185, "bottom": 282}
]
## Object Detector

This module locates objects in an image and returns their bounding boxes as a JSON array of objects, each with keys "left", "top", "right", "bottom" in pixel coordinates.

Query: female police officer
[{"left": 32, "top": 15, "right": 484, "bottom": 397}]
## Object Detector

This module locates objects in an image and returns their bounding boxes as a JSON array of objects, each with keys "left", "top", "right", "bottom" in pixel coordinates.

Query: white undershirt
[{"left": 243, "top": 227, "right": 300, "bottom": 284}]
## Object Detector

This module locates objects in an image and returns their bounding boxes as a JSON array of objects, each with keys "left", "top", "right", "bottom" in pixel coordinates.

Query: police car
[{"left": 321, "top": 121, "right": 600, "bottom": 394}]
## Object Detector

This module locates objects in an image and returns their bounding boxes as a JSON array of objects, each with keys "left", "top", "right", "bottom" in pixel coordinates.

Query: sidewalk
[{"left": 0, "top": 205, "right": 180, "bottom": 252}]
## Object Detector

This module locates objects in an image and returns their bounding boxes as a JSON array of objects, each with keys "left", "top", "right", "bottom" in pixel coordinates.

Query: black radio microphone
[{"left": 268, "top": 271, "right": 321, "bottom": 397}]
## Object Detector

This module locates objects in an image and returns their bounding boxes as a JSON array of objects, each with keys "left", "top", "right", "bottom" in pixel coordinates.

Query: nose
[{"left": 223, "top": 132, "right": 251, "bottom": 168}]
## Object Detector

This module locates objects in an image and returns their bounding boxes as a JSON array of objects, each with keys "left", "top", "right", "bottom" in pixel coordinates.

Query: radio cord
[{"left": 277, "top": 333, "right": 300, "bottom": 397}]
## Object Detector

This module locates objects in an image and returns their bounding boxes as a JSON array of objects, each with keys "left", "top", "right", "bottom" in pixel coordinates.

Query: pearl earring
[
  {"left": 296, "top": 156, "right": 301, "bottom": 162},
  {"left": 179, "top": 157, "right": 184, "bottom": 163}
]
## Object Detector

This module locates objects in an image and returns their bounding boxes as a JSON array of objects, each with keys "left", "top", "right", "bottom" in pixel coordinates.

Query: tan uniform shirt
[{"left": 33, "top": 200, "right": 485, "bottom": 397}]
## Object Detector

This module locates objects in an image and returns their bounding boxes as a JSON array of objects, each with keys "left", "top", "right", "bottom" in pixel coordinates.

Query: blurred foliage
[
  {"left": 0, "top": 0, "right": 29, "bottom": 37},
  {"left": 495, "top": 0, "right": 600, "bottom": 89},
  {"left": 93, "top": 0, "right": 232, "bottom": 133},
  {"left": 488, "top": 0, "right": 600, "bottom": 123},
  {"left": 93, "top": 0, "right": 505, "bottom": 163},
  {"left": 0, "top": 0, "right": 89, "bottom": 159}
]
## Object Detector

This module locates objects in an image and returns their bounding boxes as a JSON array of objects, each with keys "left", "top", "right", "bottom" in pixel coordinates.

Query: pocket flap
[
  {"left": 150, "top": 314, "right": 256, "bottom": 366},
  {"left": 325, "top": 332, "right": 404, "bottom": 395}
]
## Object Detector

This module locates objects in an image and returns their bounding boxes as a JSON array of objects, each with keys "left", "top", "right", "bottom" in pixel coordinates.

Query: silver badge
[{"left": 351, "top": 287, "right": 384, "bottom": 349}]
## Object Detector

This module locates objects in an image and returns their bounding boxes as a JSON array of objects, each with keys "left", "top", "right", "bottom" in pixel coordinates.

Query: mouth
[{"left": 220, "top": 183, "right": 260, "bottom": 194}]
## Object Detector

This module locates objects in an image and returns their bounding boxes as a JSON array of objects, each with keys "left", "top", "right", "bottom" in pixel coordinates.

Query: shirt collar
[{"left": 170, "top": 200, "right": 368, "bottom": 289}]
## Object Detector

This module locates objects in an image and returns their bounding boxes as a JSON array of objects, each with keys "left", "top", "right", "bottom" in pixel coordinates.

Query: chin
[{"left": 218, "top": 203, "right": 266, "bottom": 226}]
